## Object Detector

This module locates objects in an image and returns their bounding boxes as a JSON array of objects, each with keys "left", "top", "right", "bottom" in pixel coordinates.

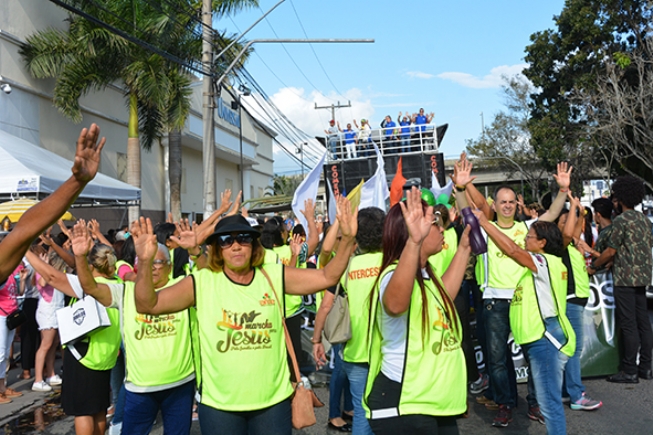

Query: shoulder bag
[
  {"left": 323, "top": 260, "right": 352, "bottom": 344},
  {"left": 259, "top": 267, "right": 324, "bottom": 430}
]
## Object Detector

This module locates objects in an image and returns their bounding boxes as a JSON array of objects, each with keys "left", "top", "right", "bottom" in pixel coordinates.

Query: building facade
[{"left": 0, "top": 0, "right": 275, "bottom": 228}]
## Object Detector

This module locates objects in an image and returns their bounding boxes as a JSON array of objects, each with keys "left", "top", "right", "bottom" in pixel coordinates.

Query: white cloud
[
  {"left": 437, "top": 64, "right": 529, "bottom": 89},
  {"left": 269, "top": 87, "right": 375, "bottom": 137},
  {"left": 405, "top": 71, "right": 435, "bottom": 79}
]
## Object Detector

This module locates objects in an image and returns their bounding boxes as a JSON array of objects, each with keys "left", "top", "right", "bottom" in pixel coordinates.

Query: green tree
[
  {"left": 523, "top": 0, "right": 652, "bottom": 176},
  {"left": 20, "top": 0, "right": 255, "bottom": 221},
  {"left": 265, "top": 174, "right": 303, "bottom": 197},
  {"left": 466, "top": 76, "right": 549, "bottom": 201}
]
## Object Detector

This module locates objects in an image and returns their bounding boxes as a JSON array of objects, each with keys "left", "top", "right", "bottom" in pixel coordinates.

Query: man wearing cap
[{"left": 325, "top": 120, "right": 340, "bottom": 160}]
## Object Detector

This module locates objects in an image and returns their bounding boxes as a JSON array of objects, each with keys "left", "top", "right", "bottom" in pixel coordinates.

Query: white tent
[{"left": 0, "top": 129, "right": 140, "bottom": 205}]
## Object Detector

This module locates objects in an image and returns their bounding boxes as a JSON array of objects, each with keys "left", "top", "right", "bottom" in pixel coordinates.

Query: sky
[{"left": 222, "top": 0, "right": 566, "bottom": 175}]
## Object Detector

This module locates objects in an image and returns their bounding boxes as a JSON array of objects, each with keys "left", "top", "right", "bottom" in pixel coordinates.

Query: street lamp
[{"left": 238, "top": 84, "right": 251, "bottom": 198}]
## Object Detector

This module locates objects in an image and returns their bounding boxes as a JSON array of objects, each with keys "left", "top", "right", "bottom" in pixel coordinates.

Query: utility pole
[
  {"left": 201, "top": 0, "right": 215, "bottom": 217},
  {"left": 315, "top": 101, "right": 351, "bottom": 122}
]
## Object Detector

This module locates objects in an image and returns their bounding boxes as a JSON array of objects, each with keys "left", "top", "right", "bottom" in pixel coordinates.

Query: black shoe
[
  {"left": 328, "top": 422, "right": 352, "bottom": 432},
  {"left": 638, "top": 369, "right": 653, "bottom": 380},
  {"left": 607, "top": 371, "right": 639, "bottom": 384},
  {"left": 341, "top": 412, "right": 353, "bottom": 422}
]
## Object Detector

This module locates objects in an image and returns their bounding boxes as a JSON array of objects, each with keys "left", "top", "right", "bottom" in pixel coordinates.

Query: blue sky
[{"left": 223, "top": 0, "right": 565, "bottom": 175}]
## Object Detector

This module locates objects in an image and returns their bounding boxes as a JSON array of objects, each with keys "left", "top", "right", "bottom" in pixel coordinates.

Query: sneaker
[
  {"left": 31, "top": 381, "right": 52, "bottom": 392},
  {"left": 570, "top": 393, "right": 602, "bottom": 411},
  {"left": 470, "top": 373, "right": 490, "bottom": 394},
  {"left": 492, "top": 405, "right": 513, "bottom": 428},
  {"left": 527, "top": 406, "right": 545, "bottom": 425},
  {"left": 46, "top": 374, "right": 62, "bottom": 386}
]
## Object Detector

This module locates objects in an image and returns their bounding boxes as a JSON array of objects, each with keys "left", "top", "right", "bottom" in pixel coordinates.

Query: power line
[{"left": 256, "top": 4, "right": 337, "bottom": 104}]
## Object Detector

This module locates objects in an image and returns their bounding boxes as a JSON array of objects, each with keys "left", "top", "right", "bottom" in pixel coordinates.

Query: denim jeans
[
  {"left": 198, "top": 398, "right": 291, "bottom": 435},
  {"left": 328, "top": 137, "right": 338, "bottom": 160},
  {"left": 110, "top": 347, "right": 126, "bottom": 424},
  {"left": 329, "top": 343, "right": 353, "bottom": 419},
  {"left": 123, "top": 380, "right": 194, "bottom": 435},
  {"left": 342, "top": 362, "right": 373, "bottom": 435},
  {"left": 483, "top": 299, "right": 517, "bottom": 407},
  {"left": 400, "top": 137, "right": 411, "bottom": 153},
  {"left": 522, "top": 317, "right": 569, "bottom": 435},
  {"left": 563, "top": 303, "right": 585, "bottom": 402}
]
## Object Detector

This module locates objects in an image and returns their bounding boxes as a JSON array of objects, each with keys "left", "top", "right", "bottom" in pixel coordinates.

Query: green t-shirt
[{"left": 607, "top": 210, "right": 653, "bottom": 286}]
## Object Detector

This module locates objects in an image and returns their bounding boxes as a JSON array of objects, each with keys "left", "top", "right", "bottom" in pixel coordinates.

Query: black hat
[{"left": 205, "top": 215, "right": 260, "bottom": 245}]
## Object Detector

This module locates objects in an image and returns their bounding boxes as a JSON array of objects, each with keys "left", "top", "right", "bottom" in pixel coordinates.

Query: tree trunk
[
  {"left": 127, "top": 93, "right": 141, "bottom": 223},
  {"left": 169, "top": 128, "right": 183, "bottom": 222}
]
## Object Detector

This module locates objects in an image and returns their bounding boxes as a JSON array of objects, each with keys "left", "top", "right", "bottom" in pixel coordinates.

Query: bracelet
[
  {"left": 559, "top": 188, "right": 569, "bottom": 193},
  {"left": 311, "top": 339, "right": 321, "bottom": 344},
  {"left": 455, "top": 184, "right": 466, "bottom": 192},
  {"left": 189, "top": 248, "right": 202, "bottom": 258}
]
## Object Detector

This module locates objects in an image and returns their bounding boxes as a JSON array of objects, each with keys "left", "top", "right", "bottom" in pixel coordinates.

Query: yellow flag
[{"left": 347, "top": 179, "right": 364, "bottom": 212}]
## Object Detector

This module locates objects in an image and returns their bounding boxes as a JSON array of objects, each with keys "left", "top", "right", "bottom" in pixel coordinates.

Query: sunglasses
[
  {"left": 151, "top": 259, "right": 170, "bottom": 269},
  {"left": 217, "top": 233, "right": 254, "bottom": 248}
]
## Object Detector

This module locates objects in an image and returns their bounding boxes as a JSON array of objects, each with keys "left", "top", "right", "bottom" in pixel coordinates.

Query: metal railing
[{"left": 325, "top": 124, "right": 438, "bottom": 161}]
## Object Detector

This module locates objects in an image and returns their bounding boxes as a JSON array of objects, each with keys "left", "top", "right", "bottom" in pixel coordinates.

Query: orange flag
[{"left": 389, "top": 157, "right": 407, "bottom": 207}]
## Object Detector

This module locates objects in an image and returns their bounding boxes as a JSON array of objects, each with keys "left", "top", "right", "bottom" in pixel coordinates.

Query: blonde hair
[
  {"left": 87, "top": 244, "right": 117, "bottom": 277},
  {"left": 48, "top": 250, "right": 68, "bottom": 273}
]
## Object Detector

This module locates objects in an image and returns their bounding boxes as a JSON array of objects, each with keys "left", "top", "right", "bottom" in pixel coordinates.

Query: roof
[{"left": 0, "top": 129, "right": 140, "bottom": 205}]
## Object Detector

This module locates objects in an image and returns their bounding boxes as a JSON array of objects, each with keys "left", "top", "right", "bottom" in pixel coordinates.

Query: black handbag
[{"left": 0, "top": 307, "right": 26, "bottom": 330}]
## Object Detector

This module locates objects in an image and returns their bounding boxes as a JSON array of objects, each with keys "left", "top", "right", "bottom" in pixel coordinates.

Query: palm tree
[{"left": 20, "top": 0, "right": 256, "bottom": 222}]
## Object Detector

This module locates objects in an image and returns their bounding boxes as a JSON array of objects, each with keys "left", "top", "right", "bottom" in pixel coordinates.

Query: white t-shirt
[
  {"left": 530, "top": 253, "right": 557, "bottom": 319},
  {"left": 377, "top": 269, "right": 431, "bottom": 382}
]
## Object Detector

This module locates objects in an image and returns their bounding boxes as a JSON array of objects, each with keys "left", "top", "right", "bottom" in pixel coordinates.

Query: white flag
[
  {"left": 292, "top": 152, "right": 327, "bottom": 241},
  {"left": 360, "top": 142, "right": 389, "bottom": 211}
]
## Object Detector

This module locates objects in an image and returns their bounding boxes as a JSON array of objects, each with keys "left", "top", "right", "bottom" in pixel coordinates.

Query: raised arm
[
  {"left": 383, "top": 187, "right": 432, "bottom": 316},
  {"left": 0, "top": 125, "right": 105, "bottom": 282},
  {"left": 540, "top": 162, "right": 572, "bottom": 222},
  {"left": 69, "top": 220, "right": 113, "bottom": 306},
  {"left": 452, "top": 152, "right": 491, "bottom": 218},
  {"left": 132, "top": 217, "right": 195, "bottom": 315},
  {"left": 285, "top": 196, "right": 357, "bottom": 295},
  {"left": 87, "top": 219, "right": 112, "bottom": 247},
  {"left": 562, "top": 193, "right": 580, "bottom": 248},
  {"left": 301, "top": 199, "right": 319, "bottom": 257},
  {"left": 193, "top": 189, "right": 233, "bottom": 244},
  {"left": 472, "top": 209, "right": 536, "bottom": 272},
  {"left": 441, "top": 225, "right": 472, "bottom": 300},
  {"left": 40, "top": 232, "right": 75, "bottom": 269},
  {"left": 318, "top": 219, "right": 340, "bottom": 268},
  {"left": 24, "top": 251, "right": 76, "bottom": 298}
]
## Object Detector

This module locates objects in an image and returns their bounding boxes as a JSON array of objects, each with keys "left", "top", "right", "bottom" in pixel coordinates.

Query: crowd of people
[
  {"left": 0, "top": 124, "right": 651, "bottom": 435},
  {"left": 325, "top": 108, "right": 436, "bottom": 160}
]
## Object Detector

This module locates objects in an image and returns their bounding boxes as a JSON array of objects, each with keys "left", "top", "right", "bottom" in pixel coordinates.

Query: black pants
[
  {"left": 285, "top": 314, "right": 308, "bottom": 373},
  {"left": 614, "top": 286, "right": 653, "bottom": 374},
  {"left": 20, "top": 298, "right": 39, "bottom": 371},
  {"left": 454, "top": 282, "right": 477, "bottom": 381},
  {"left": 367, "top": 372, "right": 459, "bottom": 435}
]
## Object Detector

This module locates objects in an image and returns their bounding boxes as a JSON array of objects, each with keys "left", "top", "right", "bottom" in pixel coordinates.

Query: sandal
[{"left": 4, "top": 388, "right": 22, "bottom": 398}]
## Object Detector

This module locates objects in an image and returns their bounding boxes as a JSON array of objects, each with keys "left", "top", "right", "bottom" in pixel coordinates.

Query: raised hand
[
  {"left": 335, "top": 196, "right": 358, "bottom": 240},
  {"left": 300, "top": 199, "right": 315, "bottom": 221},
  {"left": 471, "top": 208, "right": 489, "bottom": 227},
  {"left": 399, "top": 186, "right": 432, "bottom": 245},
  {"left": 289, "top": 234, "right": 303, "bottom": 257},
  {"left": 170, "top": 218, "right": 198, "bottom": 251},
  {"left": 226, "top": 191, "right": 242, "bottom": 216},
  {"left": 131, "top": 217, "right": 158, "bottom": 263},
  {"left": 553, "top": 162, "right": 573, "bottom": 190},
  {"left": 71, "top": 123, "right": 106, "bottom": 183},
  {"left": 452, "top": 152, "right": 476, "bottom": 187},
  {"left": 57, "top": 219, "right": 72, "bottom": 238},
  {"left": 216, "top": 189, "right": 233, "bottom": 216},
  {"left": 71, "top": 220, "right": 94, "bottom": 257}
]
